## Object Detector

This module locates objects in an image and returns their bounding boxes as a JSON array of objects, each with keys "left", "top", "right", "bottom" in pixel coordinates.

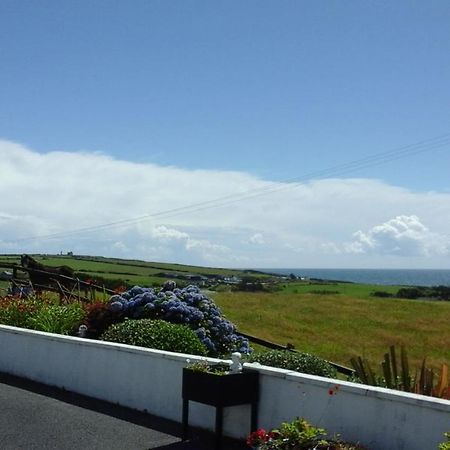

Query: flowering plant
[
  {"left": 246, "top": 418, "right": 368, "bottom": 449},
  {"left": 246, "top": 428, "right": 270, "bottom": 447}
]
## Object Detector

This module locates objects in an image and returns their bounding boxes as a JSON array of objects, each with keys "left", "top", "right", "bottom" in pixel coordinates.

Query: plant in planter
[{"left": 246, "top": 418, "right": 368, "bottom": 450}]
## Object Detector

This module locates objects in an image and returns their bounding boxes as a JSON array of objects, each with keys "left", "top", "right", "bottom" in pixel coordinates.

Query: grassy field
[
  {"left": 1, "top": 253, "right": 449, "bottom": 371},
  {"left": 212, "top": 289, "right": 450, "bottom": 371}
]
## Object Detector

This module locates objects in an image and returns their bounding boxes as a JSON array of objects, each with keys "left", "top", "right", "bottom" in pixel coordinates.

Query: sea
[{"left": 260, "top": 268, "right": 450, "bottom": 287}]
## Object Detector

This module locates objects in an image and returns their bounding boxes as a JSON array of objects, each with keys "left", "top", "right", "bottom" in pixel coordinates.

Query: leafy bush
[
  {"left": 102, "top": 283, "right": 250, "bottom": 356},
  {"left": 83, "top": 302, "right": 122, "bottom": 338},
  {"left": 439, "top": 432, "right": 450, "bottom": 450},
  {"left": 396, "top": 287, "right": 424, "bottom": 299},
  {"left": 396, "top": 286, "right": 450, "bottom": 301},
  {"left": 0, "top": 297, "right": 39, "bottom": 328},
  {"left": 101, "top": 319, "right": 208, "bottom": 356},
  {"left": 246, "top": 417, "right": 368, "bottom": 449},
  {"left": 371, "top": 291, "right": 393, "bottom": 298},
  {"left": 246, "top": 350, "right": 337, "bottom": 378},
  {"left": 27, "top": 303, "right": 85, "bottom": 335}
]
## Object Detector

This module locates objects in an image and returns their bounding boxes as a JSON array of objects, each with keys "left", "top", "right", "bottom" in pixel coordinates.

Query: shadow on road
[{"left": 0, "top": 372, "right": 247, "bottom": 450}]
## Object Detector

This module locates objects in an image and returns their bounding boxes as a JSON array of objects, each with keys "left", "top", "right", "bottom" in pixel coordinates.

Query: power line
[{"left": 10, "top": 132, "right": 450, "bottom": 244}]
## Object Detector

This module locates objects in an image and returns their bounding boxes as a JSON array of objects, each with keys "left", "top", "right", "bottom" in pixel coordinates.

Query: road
[{"left": 0, "top": 373, "right": 246, "bottom": 450}]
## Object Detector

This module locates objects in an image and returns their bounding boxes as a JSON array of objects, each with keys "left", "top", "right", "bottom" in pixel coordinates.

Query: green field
[
  {"left": 0, "top": 254, "right": 268, "bottom": 288},
  {"left": 1, "top": 253, "right": 449, "bottom": 371},
  {"left": 212, "top": 289, "right": 450, "bottom": 371}
]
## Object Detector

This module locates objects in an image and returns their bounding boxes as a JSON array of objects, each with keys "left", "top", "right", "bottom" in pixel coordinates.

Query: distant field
[
  {"left": 0, "top": 254, "right": 267, "bottom": 287},
  {"left": 1, "top": 254, "right": 449, "bottom": 372}
]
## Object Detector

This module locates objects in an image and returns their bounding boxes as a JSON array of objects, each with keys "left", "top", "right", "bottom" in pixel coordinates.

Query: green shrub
[
  {"left": 101, "top": 319, "right": 208, "bottom": 356},
  {"left": 27, "top": 303, "right": 85, "bottom": 335},
  {"left": 396, "top": 287, "right": 424, "bottom": 299},
  {"left": 439, "top": 432, "right": 450, "bottom": 450},
  {"left": 246, "top": 350, "right": 337, "bottom": 378},
  {"left": 0, "top": 297, "right": 40, "bottom": 328},
  {"left": 247, "top": 417, "right": 368, "bottom": 449},
  {"left": 371, "top": 291, "right": 393, "bottom": 298}
]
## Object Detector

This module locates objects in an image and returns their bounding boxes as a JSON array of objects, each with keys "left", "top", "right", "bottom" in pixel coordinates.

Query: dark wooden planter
[{"left": 182, "top": 367, "right": 260, "bottom": 450}]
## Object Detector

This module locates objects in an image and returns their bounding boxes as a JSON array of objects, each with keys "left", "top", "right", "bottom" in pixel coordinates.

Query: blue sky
[{"left": 1, "top": 1, "right": 449, "bottom": 267}]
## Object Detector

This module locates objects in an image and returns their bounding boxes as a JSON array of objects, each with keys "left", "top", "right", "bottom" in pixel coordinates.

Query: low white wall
[
  {"left": 252, "top": 364, "right": 450, "bottom": 450},
  {"left": 0, "top": 325, "right": 449, "bottom": 449}
]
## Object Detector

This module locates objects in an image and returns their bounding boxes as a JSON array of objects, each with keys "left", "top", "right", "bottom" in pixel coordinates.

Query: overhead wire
[{"left": 9, "top": 132, "right": 450, "bottom": 244}]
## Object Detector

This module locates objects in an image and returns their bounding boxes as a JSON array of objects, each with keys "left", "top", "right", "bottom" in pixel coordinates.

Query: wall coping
[{"left": 245, "top": 364, "right": 450, "bottom": 412}]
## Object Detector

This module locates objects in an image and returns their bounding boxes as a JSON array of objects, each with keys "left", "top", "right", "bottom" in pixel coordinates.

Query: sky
[{"left": 0, "top": 1, "right": 449, "bottom": 268}]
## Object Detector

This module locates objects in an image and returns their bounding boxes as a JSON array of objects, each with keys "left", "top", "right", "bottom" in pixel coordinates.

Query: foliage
[
  {"left": 396, "top": 285, "right": 450, "bottom": 300},
  {"left": 101, "top": 319, "right": 208, "bottom": 356},
  {"left": 185, "top": 359, "right": 229, "bottom": 375},
  {"left": 396, "top": 287, "right": 424, "bottom": 299},
  {"left": 77, "top": 272, "right": 133, "bottom": 291},
  {"left": 0, "top": 296, "right": 40, "bottom": 328},
  {"left": 0, "top": 295, "right": 85, "bottom": 335},
  {"left": 246, "top": 350, "right": 337, "bottom": 378},
  {"left": 371, "top": 291, "right": 394, "bottom": 298},
  {"left": 235, "top": 276, "right": 267, "bottom": 292},
  {"left": 439, "top": 432, "right": 450, "bottom": 450},
  {"left": 350, "top": 345, "right": 450, "bottom": 399},
  {"left": 83, "top": 302, "right": 122, "bottom": 338},
  {"left": 246, "top": 418, "right": 368, "bottom": 449},
  {"left": 27, "top": 303, "right": 85, "bottom": 335},
  {"left": 102, "top": 284, "right": 251, "bottom": 356}
]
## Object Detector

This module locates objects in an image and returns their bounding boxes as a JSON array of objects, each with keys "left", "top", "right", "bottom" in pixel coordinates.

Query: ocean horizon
[{"left": 259, "top": 268, "right": 450, "bottom": 287}]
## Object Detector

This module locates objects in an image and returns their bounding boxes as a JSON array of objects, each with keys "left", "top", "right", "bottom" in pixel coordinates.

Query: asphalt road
[{"left": 0, "top": 374, "right": 246, "bottom": 450}]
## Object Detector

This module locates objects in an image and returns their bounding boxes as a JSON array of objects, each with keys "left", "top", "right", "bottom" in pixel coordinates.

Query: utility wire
[{"left": 10, "top": 132, "right": 450, "bottom": 244}]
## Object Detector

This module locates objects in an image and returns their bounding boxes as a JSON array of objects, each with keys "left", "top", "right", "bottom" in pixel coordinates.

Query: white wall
[{"left": 0, "top": 325, "right": 449, "bottom": 449}]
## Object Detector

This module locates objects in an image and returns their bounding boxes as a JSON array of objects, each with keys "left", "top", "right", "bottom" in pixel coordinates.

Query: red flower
[{"left": 246, "top": 429, "right": 269, "bottom": 446}]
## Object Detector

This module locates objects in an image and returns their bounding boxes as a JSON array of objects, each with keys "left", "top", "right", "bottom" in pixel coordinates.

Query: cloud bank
[{"left": 1, "top": 139, "right": 449, "bottom": 268}]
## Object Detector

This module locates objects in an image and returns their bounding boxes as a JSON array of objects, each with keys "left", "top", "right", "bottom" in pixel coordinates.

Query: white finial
[
  {"left": 230, "top": 352, "right": 242, "bottom": 373},
  {"left": 78, "top": 325, "right": 88, "bottom": 338}
]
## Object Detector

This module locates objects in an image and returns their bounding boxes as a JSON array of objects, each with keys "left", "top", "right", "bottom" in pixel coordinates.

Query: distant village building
[{"left": 223, "top": 276, "right": 241, "bottom": 284}]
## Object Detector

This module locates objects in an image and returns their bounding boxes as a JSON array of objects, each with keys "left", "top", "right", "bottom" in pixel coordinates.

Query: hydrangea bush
[{"left": 104, "top": 283, "right": 251, "bottom": 356}]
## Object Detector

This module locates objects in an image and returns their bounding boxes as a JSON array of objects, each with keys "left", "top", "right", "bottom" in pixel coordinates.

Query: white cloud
[
  {"left": 149, "top": 225, "right": 230, "bottom": 262},
  {"left": 346, "top": 215, "right": 450, "bottom": 257},
  {"left": 1, "top": 139, "right": 450, "bottom": 268},
  {"left": 151, "top": 225, "right": 189, "bottom": 241},
  {"left": 248, "top": 233, "right": 265, "bottom": 245}
]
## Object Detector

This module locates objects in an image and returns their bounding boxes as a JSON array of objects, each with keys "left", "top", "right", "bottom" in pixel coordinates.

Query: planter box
[
  {"left": 182, "top": 367, "right": 259, "bottom": 449},
  {"left": 182, "top": 367, "right": 259, "bottom": 406}
]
